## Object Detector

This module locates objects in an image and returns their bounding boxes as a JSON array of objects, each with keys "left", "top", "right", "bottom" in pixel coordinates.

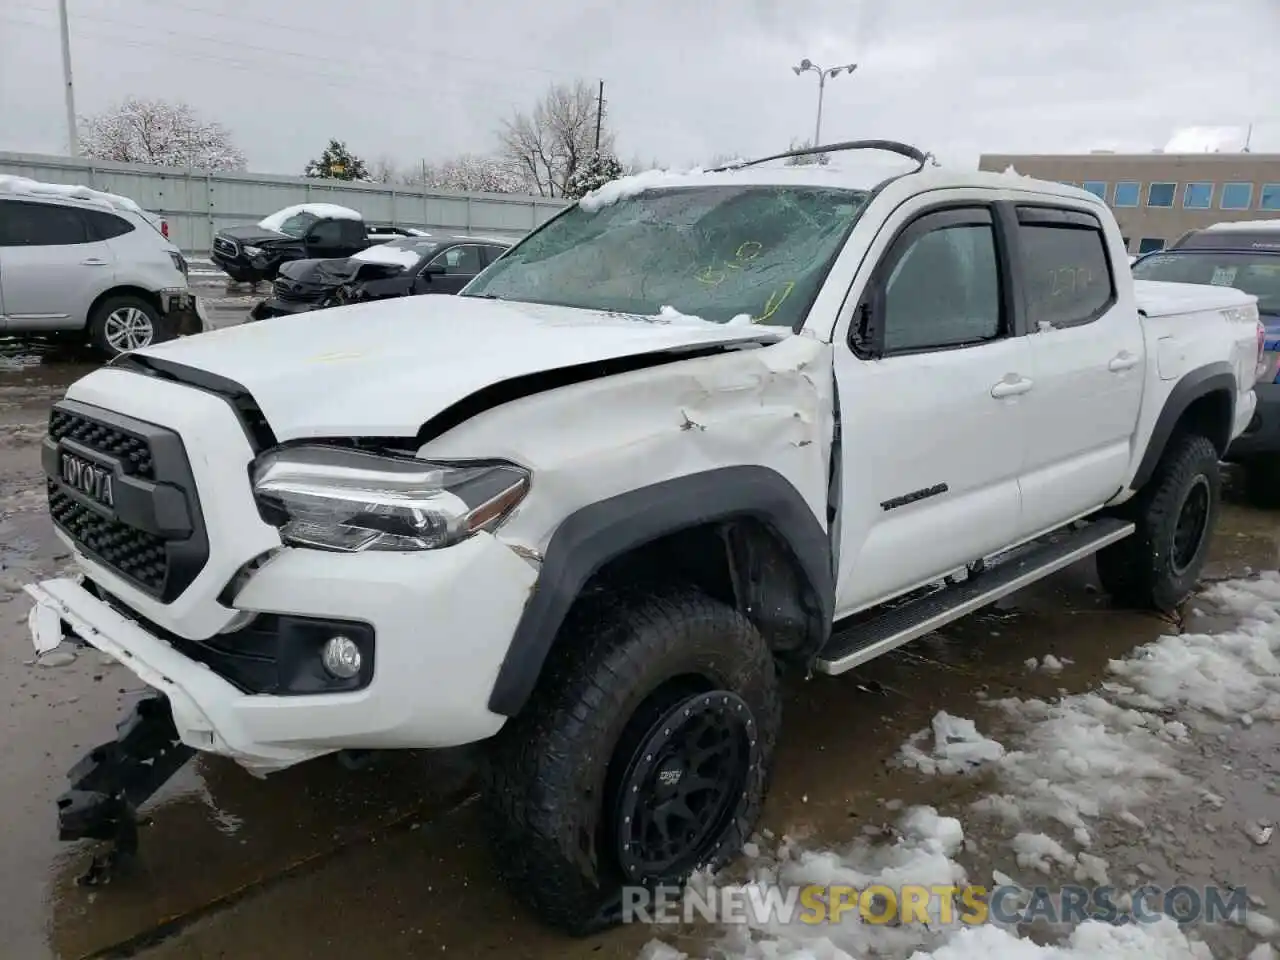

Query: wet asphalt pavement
[{"left": 1, "top": 272, "right": 1277, "bottom": 958}]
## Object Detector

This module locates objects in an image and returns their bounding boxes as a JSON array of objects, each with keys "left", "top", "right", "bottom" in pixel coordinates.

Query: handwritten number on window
[
  {"left": 694, "top": 240, "right": 765, "bottom": 285},
  {"left": 755, "top": 281, "right": 796, "bottom": 323}
]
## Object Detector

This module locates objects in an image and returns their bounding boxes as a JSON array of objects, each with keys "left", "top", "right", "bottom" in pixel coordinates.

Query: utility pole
[
  {"left": 594, "top": 80, "right": 605, "bottom": 153},
  {"left": 58, "top": 0, "right": 79, "bottom": 156},
  {"left": 791, "top": 59, "right": 857, "bottom": 148}
]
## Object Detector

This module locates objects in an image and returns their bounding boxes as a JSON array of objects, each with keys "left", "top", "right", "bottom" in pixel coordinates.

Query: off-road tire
[
  {"left": 1097, "top": 433, "right": 1220, "bottom": 611},
  {"left": 87, "top": 295, "right": 172, "bottom": 357},
  {"left": 481, "top": 587, "right": 780, "bottom": 935},
  {"left": 1242, "top": 455, "right": 1280, "bottom": 509}
]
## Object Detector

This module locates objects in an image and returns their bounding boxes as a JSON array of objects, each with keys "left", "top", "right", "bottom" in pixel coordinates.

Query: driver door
[
  {"left": 833, "top": 197, "right": 1031, "bottom": 614},
  {"left": 420, "top": 244, "right": 484, "bottom": 294}
]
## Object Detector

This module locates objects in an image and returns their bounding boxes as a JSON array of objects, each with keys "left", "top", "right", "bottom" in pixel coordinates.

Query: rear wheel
[
  {"left": 1096, "top": 433, "right": 1220, "bottom": 611},
  {"left": 482, "top": 588, "right": 779, "bottom": 935},
  {"left": 87, "top": 295, "right": 171, "bottom": 357}
]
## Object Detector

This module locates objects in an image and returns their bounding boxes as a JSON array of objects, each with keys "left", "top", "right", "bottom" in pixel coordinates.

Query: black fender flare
[
  {"left": 486, "top": 465, "right": 834, "bottom": 717},
  {"left": 1131, "top": 361, "right": 1237, "bottom": 491}
]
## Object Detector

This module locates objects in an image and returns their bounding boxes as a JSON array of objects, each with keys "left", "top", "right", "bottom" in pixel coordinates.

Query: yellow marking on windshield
[{"left": 755, "top": 281, "right": 796, "bottom": 323}]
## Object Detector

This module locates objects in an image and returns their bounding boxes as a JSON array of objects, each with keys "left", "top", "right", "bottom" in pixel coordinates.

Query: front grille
[
  {"left": 213, "top": 236, "right": 239, "bottom": 257},
  {"left": 48, "top": 408, "right": 154, "bottom": 479},
  {"left": 44, "top": 399, "right": 209, "bottom": 602},
  {"left": 273, "top": 278, "right": 318, "bottom": 303},
  {"left": 48, "top": 483, "right": 167, "bottom": 592}
]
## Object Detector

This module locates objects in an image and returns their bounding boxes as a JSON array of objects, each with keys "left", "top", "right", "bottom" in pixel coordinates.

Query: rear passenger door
[
  {"left": 0, "top": 200, "right": 116, "bottom": 331},
  {"left": 1014, "top": 205, "right": 1144, "bottom": 535}
]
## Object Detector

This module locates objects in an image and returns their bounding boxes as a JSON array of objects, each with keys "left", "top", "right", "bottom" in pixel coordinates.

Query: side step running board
[{"left": 814, "top": 518, "right": 1134, "bottom": 676}]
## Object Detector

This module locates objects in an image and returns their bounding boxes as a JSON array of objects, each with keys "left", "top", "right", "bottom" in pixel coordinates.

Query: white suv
[{"left": 0, "top": 179, "right": 205, "bottom": 356}]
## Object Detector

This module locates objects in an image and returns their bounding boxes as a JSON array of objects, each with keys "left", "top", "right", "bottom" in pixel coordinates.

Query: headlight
[
  {"left": 252, "top": 445, "right": 530, "bottom": 552},
  {"left": 243, "top": 245, "right": 263, "bottom": 257}
]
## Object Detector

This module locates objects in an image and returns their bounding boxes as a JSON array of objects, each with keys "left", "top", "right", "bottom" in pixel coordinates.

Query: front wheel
[
  {"left": 1096, "top": 433, "right": 1220, "bottom": 611},
  {"left": 87, "top": 295, "right": 171, "bottom": 357},
  {"left": 481, "top": 588, "right": 779, "bottom": 935}
]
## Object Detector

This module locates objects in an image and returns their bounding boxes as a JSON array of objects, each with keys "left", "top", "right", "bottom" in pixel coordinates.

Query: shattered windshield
[
  {"left": 1133, "top": 251, "right": 1280, "bottom": 314},
  {"left": 462, "top": 184, "right": 870, "bottom": 327}
]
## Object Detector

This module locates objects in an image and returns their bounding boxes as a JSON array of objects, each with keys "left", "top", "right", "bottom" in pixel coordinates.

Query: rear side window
[
  {"left": 0, "top": 200, "right": 91, "bottom": 246},
  {"left": 482, "top": 244, "right": 508, "bottom": 264},
  {"left": 1016, "top": 207, "right": 1116, "bottom": 329},
  {"left": 83, "top": 209, "right": 135, "bottom": 240},
  {"left": 338, "top": 219, "right": 366, "bottom": 245}
]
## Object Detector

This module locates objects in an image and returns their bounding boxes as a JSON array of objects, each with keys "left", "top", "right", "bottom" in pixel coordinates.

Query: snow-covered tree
[
  {"left": 79, "top": 98, "right": 245, "bottom": 170},
  {"left": 408, "top": 154, "right": 523, "bottom": 194},
  {"left": 369, "top": 155, "right": 400, "bottom": 183},
  {"left": 564, "top": 151, "right": 624, "bottom": 199},
  {"left": 783, "top": 138, "right": 831, "bottom": 166},
  {"left": 498, "top": 80, "right": 615, "bottom": 197},
  {"left": 305, "top": 140, "right": 369, "bottom": 181}
]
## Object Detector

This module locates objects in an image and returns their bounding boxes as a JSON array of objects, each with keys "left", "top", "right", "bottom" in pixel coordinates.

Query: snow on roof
[
  {"left": 1204, "top": 219, "right": 1280, "bottom": 233},
  {"left": 350, "top": 243, "right": 423, "bottom": 268},
  {"left": 0, "top": 174, "right": 149, "bottom": 218},
  {"left": 257, "top": 203, "right": 363, "bottom": 232}
]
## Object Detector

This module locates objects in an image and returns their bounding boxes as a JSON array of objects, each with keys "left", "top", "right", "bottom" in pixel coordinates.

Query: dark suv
[{"left": 1134, "top": 221, "right": 1280, "bottom": 503}]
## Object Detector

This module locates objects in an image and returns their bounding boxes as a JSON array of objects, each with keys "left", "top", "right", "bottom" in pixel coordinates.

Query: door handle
[
  {"left": 81, "top": 258, "right": 108, "bottom": 266},
  {"left": 991, "top": 376, "right": 1033, "bottom": 399},
  {"left": 1108, "top": 352, "right": 1139, "bottom": 372}
]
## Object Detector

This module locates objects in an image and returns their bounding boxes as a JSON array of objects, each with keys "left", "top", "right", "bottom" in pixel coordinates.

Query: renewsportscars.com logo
[{"left": 621, "top": 882, "right": 1255, "bottom": 927}]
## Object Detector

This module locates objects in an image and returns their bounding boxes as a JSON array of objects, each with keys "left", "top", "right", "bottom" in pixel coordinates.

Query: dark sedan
[{"left": 248, "top": 235, "right": 512, "bottom": 321}]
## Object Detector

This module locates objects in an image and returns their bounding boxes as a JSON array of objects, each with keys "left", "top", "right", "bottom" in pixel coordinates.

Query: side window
[
  {"left": 338, "top": 219, "right": 366, "bottom": 245},
  {"left": 1016, "top": 207, "right": 1116, "bottom": 329},
  {"left": 482, "top": 244, "right": 508, "bottom": 264},
  {"left": 0, "top": 201, "right": 90, "bottom": 246},
  {"left": 83, "top": 209, "right": 135, "bottom": 240},
  {"left": 880, "top": 211, "right": 1002, "bottom": 353},
  {"left": 308, "top": 220, "right": 343, "bottom": 245},
  {"left": 429, "top": 244, "right": 483, "bottom": 275}
]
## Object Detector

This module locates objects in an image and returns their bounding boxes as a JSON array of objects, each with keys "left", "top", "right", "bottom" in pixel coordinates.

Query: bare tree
[
  {"left": 80, "top": 97, "right": 246, "bottom": 170},
  {"left": 369, "top": 155, "right": 400, "bottom": 184},
  {"left": 498, "top": 80, "right": 614, "bottom": 197}
]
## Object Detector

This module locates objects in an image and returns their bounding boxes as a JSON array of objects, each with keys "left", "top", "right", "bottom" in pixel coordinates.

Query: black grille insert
[
  {"left": 44, "top": 399, "right": 209, "bottom": 602},
  {"left": 48, "top": 408, "right": 154, "bottom": 479}
]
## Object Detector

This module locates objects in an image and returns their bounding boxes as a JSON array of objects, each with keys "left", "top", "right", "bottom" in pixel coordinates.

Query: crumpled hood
[
  {"left": 218, "top": 224, "right": 291, "bottom": 244},
  {"left": 277, "top": 257, "right": 356, "bottom": 287},
  {"left": 127, "top": 296, "right": 787, "bottom": 440}
]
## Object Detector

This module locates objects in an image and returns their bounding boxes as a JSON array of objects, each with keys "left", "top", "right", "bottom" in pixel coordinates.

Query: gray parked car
[{"left": 0, "top": 183, "right": 205, "bottom": 356}]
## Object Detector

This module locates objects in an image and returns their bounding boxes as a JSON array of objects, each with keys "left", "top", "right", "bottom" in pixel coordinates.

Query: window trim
[
  {"left": 1221, "top": 182, "right": 1254, "bottom": 211},
  {"left": 1145, "top": 182, "right": 1177, "bottom": 208},
  {"left": 1260, "top": 183, "right": 1280, "bottom": 212},
  {"left": 1008, "top": 203, "right": 1118, "bottom": 331},
  {"left": 1183, "top": 182, "right": 1214, "bottom": 210},
  {"left": 1081, "top": 181, "right": 1108, "bottom": 201},
  {"left": 1113, "top": 181, "right": 1141, "bottom": 208},
  {"left": 850, "top": 203, "right": 1012, "bottom": 360}
]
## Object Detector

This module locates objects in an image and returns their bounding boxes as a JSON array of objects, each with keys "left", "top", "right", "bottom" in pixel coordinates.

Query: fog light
[{"left": 321, "top": 635, "right": 362, "bottom": 679}]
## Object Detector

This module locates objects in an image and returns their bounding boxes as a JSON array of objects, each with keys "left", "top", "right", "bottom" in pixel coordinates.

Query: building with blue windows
[{"left": 978, "top": 151, "right": 1280, "bottom": 254}]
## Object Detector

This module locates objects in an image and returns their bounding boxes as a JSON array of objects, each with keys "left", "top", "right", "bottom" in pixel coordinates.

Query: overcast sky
[{"left": 2, "top": 0, "right": 1278, "bottom": 176}]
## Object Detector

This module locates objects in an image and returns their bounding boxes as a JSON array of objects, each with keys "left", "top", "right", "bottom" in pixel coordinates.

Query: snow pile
[
  {"left": 257, "top": 203, "right": 362, "bottom": 232},
  {"left": 0, "top": 174, "right": 147, "bottom": 216},
  {"left": 578, "top": 168, "right": 704, "bottom": 213},
  {"left": 898, "top": 711, "right": 1005, "bottom": 775},
  {"left": 350, "top": 243, "right": 423, "bottom": 268}
]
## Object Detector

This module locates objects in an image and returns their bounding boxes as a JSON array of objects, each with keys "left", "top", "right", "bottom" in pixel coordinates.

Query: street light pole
[
  {"left": 792, "top": 59, "right": 858, "bottom": 147},
  {"left": 58, "top": 0, "right": 79, "bottom": 156}
]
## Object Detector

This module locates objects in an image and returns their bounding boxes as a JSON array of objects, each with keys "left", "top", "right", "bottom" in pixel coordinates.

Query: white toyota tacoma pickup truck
[{"left": 26, "top": 141, "right": 1264, "bottom": 931}]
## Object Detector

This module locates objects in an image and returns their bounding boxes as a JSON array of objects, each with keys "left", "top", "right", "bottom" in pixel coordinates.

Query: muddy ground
[{"left": 1, "top": 274, "right": 1277, "bottom": 958}]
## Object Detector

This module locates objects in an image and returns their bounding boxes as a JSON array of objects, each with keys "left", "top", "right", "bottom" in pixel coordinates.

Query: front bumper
[
  {"left": 249, "top": 298, "right": 320, "bottom": 322},
  {"left": 31, "top": 367, "right": 539, "bottom": 773},
  {"left": 1227, "top": 381, "right": 1280, "bottom": 458}
]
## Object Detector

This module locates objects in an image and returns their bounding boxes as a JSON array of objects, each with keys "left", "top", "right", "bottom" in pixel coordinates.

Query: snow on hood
[
  {"left": 0, "top": 174, "right": 150, "bottom": 219},
  {"left": 256, "top": 203, "right": 362, "bottom": 232},
  {"left": 126, "top": 295, "right": 786, "bottom": 440},
  {"left": 350, "top": 243, "right": 422, "bottom": 268}
]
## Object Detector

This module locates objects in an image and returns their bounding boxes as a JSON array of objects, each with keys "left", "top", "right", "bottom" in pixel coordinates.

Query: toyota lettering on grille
[{"left": 61, "top": 453, "right": 114, "bottom": 508}]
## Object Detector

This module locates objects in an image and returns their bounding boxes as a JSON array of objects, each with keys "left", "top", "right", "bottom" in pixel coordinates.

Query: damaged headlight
[
  {"left": 242, "top": 245, "right": 264, "bottom": 257},
  {"left": 252, "top": 445, "right": 530, "bottom": 552}
]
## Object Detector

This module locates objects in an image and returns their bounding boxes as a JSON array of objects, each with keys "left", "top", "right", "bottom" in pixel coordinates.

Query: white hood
[{"left": 131, "top": 296, "right": 786, "bottom": 440}]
